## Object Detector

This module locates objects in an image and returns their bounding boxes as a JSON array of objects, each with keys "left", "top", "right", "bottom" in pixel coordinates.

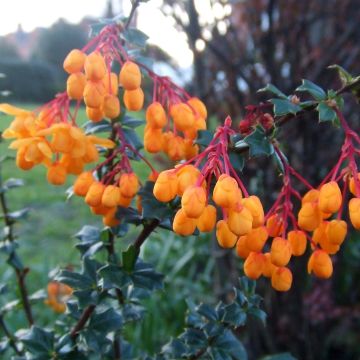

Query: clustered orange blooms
[
  {"left": 1, "top": 23, "right": 360, "bottom": 293},
  {"left": 0, "top": 101, "right": 114, "bottom": 185},
  {"left": 45, "top": 281, "right": 73, "bottom": 313}
]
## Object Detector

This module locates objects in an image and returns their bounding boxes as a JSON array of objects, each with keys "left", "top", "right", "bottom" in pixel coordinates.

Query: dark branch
[{"left": 70, "top": 304, "right": 96, "bottom": 339}]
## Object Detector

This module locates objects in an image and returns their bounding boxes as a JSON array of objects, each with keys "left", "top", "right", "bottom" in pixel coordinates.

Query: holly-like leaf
[
  {"left": 271, "top": 99, "right": 302, "bottom": 116},
  {"left": 296, "top": 79, "right": 326, "bottom": 101},
  {"left": 88, "top": 307, "right": 123, "bottom": 333},
  {"left": 258, "top": 84, "right": 287, "bottom": 99},
  {"left": 196, "top": 303, "right": 218, "bottom": 321},
  {"left": 121, "top": 115, "right": 145, "bottom": 128},
  {"left": 2, "top": 178, "right": 24, "bottom": 191},
  {"left": 98, "top": 264, "right": 132, "bottom": 290},
  {"left": 123, "top": 28, "right": 149, "bottom": 48},
  {"left": 196, "top": 130, "right": 214, "bottom": 147},
  {"left": 122, "top": 244, "right": 139, "bottom": 272},
  {"left": 317, "top": 102, "right": 338, "bottom": 123},
  {"left": 122, "top": 127, "right": 143, "bottom": 150},
  {"left": 328, "top": 64, "right": 353, "bottom": 86},
  {"left": 83, "top": 120, "right": 111, "bottom": 134},
  {"left": 244, "top": 126, "right": 274, "bottom": 158},
  {"left": 248, "top": 307, "right": 267, "bottom": 325},
  {"left": 229, "top": 152, "right": 245, "bottom": 172},
  {"left": 131, "top": 261, "right": 164, "bottom": 291},
  {"left": 212, "top": 329, "right": 247, "bottom": 360},
  {"left": 21, "top": 326, "right": 54, "bottom": 357}
]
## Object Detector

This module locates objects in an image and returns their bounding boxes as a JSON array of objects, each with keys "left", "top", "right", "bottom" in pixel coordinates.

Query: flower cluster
[{"left": 0, "top": 102, "right": 114, "bottom": 185}]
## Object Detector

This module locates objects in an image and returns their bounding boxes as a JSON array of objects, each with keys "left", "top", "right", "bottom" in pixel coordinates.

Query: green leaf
[
  {"left": 122, "top": 127, "right": 143, "bottom": 150},
  {"left": 328, "top": 64, "right": 353, "bottom": 86},
  {"left": 6, "top": 208, "right": 30, "bottom": 220},
  {"left": 244, "top": 126, "right": 274, "bottom": 157},
  {"left": 122, "top": 245, "right": 139, "bottom": 272},
  {"left": 75, "top": 225, "right": 100, "bottom": 243},
  {"left": 89, "top": 23, "right": 107, "bottom": 37},
  {"left": 248, "top": 308, "right": 267, "bottom": 325},
  {"left": 21, "top": 326, "right": 54, "bottom": 357},
  {"left": 317, "top": 102, "right": 338, "bottom": 123},
  {"left": 196, "top": 129, "right": 214, "bottom": 147},
  {"left": 2, "top": 178, "right": 24, "bottom": 191},
  {"left": 258, "top": 84, "right": 287, "bottom": 99},
  {"left": 296, "top": 79, "right": 326, "bottom": 100},
  {"left": 122, "top": 115, "right": 145, "bottom": 128},
  {"left": 88, "top": 308, "right": 123, "bottom": 333},
  {"left": 229, "top": 152, "right": 245, "bottom": 172},
  {"left": 131, "top": 261, "right": 164, "bottom": 291},
  {"left": 83, "top": 120, "right": 111, "bottom": 135},
  {"left": 56, "top": 270, "right": 94, "bottom": 289},
  {"left": 123, "top": 28, "right": 149, "bottom": 48},
  {"left": 220, "top": 302, "right": 247, "bottom": 328},
  {"left": 212, "top": 330, "right": 247, "bottom": 360},
  {"left": 270, "top": 99, "right": 302, "bottom": 116},
  {"left": 98, "top": 264, "right": 132, "bottom": 290},
  {"left": 196, "top": 303, "right": 218, "bottom": 321}
]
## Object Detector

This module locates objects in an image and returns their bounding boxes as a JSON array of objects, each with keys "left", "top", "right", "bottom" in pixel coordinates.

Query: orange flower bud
[
  {"left": 236, "top": 235, "right": 251, "bottom": 259},
  {"left": 85, "top": 181, "right": 106, "bottom": 207},
  {"left": 242, "top": 196, "right": 264, "bottom": 227},
  {"left": 63, "top": 49, "right": 86, "bottom": 74},
  {"left": 83, "top": 81, "right": 106, "bottom": 108},
  {"left": 103, "top": 207, "right": 120, "bottom": 227},
  {"left": 307, "top": 250, "right": 333, "bottom": 278},
  {"left": 262, "top": 253, "right": 276, "bottom": 278},
  {"left": 271, "top": 267, "right": 292, "bottom": 291},
  {"left": 349, "top": 173, "right": 360, "bottom": 196},
  {"left": 176, "top": 165, "right": 201, "bottom": 196},
  {"left": 244, "top": 252, "right": 265, "bottom": 280},
  {"left": 216, "top": 220, "right": 237, "bottom": 248},
  {"left": 349, "top": 198, "right": 360, "bottom": 229},
  {"left": 181, "top": 185, "right": 207, "bottom": 219},
  {"left": 119, "top": 173, "right": 139, "bottom": 198},
  {"left": 301, "top": 189, "right": 319, "bottom": 205},
  {"left": 187, "top": 97, "right": 207, "bottom": 119},
  {"left": 16, "top": 147, "right": 35, "bottom": 170},
  {"left": 197, "top": 204, "right": 217, "bottom": 232},
  {"left": 73, "top": 172, "right": 95, "bottom": 197},
  {"left": 146, "top": 102, "right": 167, "bottom": 128},
  {"left": 213, "top": 174, "right": 242, "bottom": 208},
  {"left": 103, "top": 94, "right": 120, "bottom": 119},
  {"left": 298, "top": 202, "right": 322, "bottom": 231},
  {"left": 86, "top": 106, "right": 104, "bottom": 122},
  {"left": 60, "top": 155, "right": 84, "bottom": 175},
  {"left": 173, "top": 208, "right": 196, "bottom": 236},
  {"left": 102, "top": 72, "right": 119, "bottom": 95},
  {"left": 266, "top": 214, "right": 284, "bottom": 237},
  {"left": 227, "top": 204, "right": 253, "bottom": 236},
  {"left": 144, "top": 127, "right": 163, "bottom": 153},
  {"left": 118, "top": 193, "right": 133, "bottom": 208},
  {"left": 313, "top": 221, "right": 339, "bottom": 254},
  {"left": 166, "top": 135, "right": 185, "bottom": 161},
  {"left": 90, "top": 204, "right": 112, "bottom": 216},
  {"left": 123, "top": 88, "right": 144, "bottom": 111},
  {"left": 246, "top": 226, "right": 268, "bottom": 252},
  {"left": 119, "top": 61, "right": 141, "bottom": 90},
  {"left": 47, "top": 163, "right": 67, "bottom": 186},
  {"left": 102, "top": 185, "right": 121, "bottom": 208},
  {"left": 288, "top": 230, "right": 307, "bottom": 256},
  {"left": 84, "top": 51, "right": 107, "bottom": 81},
  {"left": 153, "top": 170, "right": 178, "bottom": 202},
  {"left": 318, "top": 181, "right": 342, "bottom": 214},
  {"left": 270, "top": 237, "right": 292, "bottom": 267},
  {"left": 171, "top": 103, "right": 195, "bottom": 132},
  {"left": 66, "top": 72, "right": 86, "bottom": 100},
  {"left": 183, "top": 139, "right": 199, "bottom": 160},
  {"left": 326, "top": 219, "right": 347, "bottom": 245}
]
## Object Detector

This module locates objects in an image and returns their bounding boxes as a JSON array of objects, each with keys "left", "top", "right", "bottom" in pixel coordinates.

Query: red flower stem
[{"left": 289, "top": 167, "right": 313, "bottom": 189}]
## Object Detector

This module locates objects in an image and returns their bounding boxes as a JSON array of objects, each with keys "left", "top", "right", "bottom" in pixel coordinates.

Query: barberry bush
[{"left": 1, "top": 1, "right": 360, "bottom": 359}]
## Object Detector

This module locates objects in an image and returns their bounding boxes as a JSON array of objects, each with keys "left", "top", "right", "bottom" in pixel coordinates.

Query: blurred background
[{"left": 1, "top": 1, "right": 360, "bottom": 359}]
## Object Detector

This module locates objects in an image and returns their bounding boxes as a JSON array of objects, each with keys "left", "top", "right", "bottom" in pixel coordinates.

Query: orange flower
[
  {"left": 146, "top": 102, "right": 167, "bottom": 128},
  {"left": 307, "top": 250, "right": 333, "bottom": 279},
  {"left": 153, "top": 170, "right": 178, "bottom": 202},
  {"left": 123, "top": 88, "right": 144, "bottom": 111},
  {"left": 84, "top": 51, "right": 107, "bottom": 81},
  {"left": 173, "top": 208, "right": 196, "bottom": 236},
  {"left": 216, "top": 220, "right": 237, "bottom": 248},
  {"left": 246, "top": 226, "right": 268, "bottom": 252},
  {"left": 243, "top": 252, "right": 265, "bottom": 280},
  {"left": 63, "top": 49, "right": 86, "bottom": 74},
  {"left": 270, "top": 237, "right": 292, "bottom": 267},
  {"left": 119, "top": 61, "right": 142, "bottom": 90},
  {"left": 288, "top": 230, "right": 307, "bottom": 256},
  {"left": 271, "top": 267, "right": 292, "bottom": 291},
  {"left": 181, "top": 185, "right": 207, "bottom": 218},
  {"left": 318, "top": 181, "right": 342, "bottom": 214},
  {"left": 197, "top": 205, "right": 217, "bottom": 232}
]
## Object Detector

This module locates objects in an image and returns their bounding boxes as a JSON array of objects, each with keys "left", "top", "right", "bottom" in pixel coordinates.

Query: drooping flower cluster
[
  {"left": 0, "top": 101, "right": 114, "bottom": 185},
  {"left": 45, "top": 281, "right": 72, "bottom": 313}
]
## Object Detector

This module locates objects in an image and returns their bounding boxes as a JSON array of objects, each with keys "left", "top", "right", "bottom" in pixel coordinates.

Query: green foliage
[{"left": 242, "top": 126, "right": 274, "bottom": 158}]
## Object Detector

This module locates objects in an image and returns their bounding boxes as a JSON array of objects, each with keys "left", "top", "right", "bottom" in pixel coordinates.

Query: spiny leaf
[{"left": 296, "top": 79, "right": 326, "bottom": 101}]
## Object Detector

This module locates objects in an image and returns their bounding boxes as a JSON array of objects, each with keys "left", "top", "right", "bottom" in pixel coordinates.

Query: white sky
[{"left": 0, "top": 0, "right": 196, "bottom": 67}]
